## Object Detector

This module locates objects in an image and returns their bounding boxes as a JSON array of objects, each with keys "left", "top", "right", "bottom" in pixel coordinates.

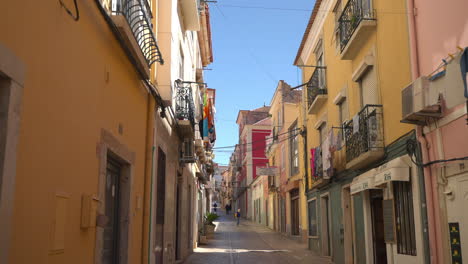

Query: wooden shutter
[{"left": 360, "top": 67, "right": 378, "bottom": 106}]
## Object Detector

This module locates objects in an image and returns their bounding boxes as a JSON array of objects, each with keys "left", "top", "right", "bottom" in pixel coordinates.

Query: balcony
[
  {"left": 111, "top": 0, "right": 164, "bottom": 78},
  {"left": 344, "top": 105, "right": 384, "bottom": 170},
  {"left": 307, "top": 68, "right": 327, "bottom": 114},
  {"left": 180, "top": 0, "right": 201, "bottom": 31},
  {"left": 175, "top": 80, "right": 195, "bottom": 137},
  {"left": 338, "top": 0, "right": 376, "bottom": 60}
]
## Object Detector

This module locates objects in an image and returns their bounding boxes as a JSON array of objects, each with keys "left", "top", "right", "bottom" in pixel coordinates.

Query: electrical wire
[
  {"left": 213, "top": 3, "right": 278, "bottom": 84},
  {"left": 406, "top": 138, "right": 468, "bottom": 167},
  {"left": 212, "top": 128, "right": 301, "bottom": 149},
  {"left": 217, "top": 4, "right": 313, "bottom": 12},
  {"left": 59, "top": 0, "right": 80, "bottom": 21},
  {"left": 214, "top": 132, "right": 301, "bottom": 166},
  {"left": 216, "top": 4, "right": 413, "bottom": 15}
]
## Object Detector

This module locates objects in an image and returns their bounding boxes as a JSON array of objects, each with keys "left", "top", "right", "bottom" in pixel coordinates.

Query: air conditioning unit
[
  {"left": 180, "top": 139, "right": 196, "bottom": 163},
  {"left": 401, "top": 76, "right": 442, "bottom": 125}
]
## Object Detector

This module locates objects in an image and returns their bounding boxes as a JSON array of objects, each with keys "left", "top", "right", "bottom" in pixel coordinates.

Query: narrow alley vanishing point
[{"left": 185, "top": 212, "right": 332, "bottom": 264}]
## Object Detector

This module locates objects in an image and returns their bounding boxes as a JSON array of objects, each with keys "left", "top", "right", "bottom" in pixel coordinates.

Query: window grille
[{"left": 393, "top": 181, "right": 417, "bottom": 256}]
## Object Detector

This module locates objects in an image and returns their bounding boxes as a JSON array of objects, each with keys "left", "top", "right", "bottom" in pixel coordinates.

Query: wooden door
[
  {"left": 342, "top": 187, "right": 354, "bottom": 264},
  {"left": 154, "top": 149, "right": 166, "bottom": 263},
  {"left": 103, "top": 157, "right": 122, "bottom": 264},
  {"left": 370, "top": 190, "right": 387, "bottom": 264}
]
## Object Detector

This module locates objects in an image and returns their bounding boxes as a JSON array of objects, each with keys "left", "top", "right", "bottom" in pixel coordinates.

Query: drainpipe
[
  {"left": 407, "top": 1, "right": 437, "bottom": 262},
  {"left": 417, "top": 129, "right": 437, "bottom": 264},
  {"left": 142, "top": 95, "right": 156, "bottom": 264},
  {"left": 302, "top": 126, "right": 309, "bottom": 193}
]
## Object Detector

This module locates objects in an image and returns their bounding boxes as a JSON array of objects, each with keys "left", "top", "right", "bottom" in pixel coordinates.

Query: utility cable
[
  {"left": 217, "top": 4, "right": 414, "bottom": 15},
  {"left": 213, "top": 128, "right": 301, "bottom": 149},
  {"left": 214, "top": 132, "right": 301, "bottom": 165},
  {"left": 406, "top": 138, "right": 468, "bottom": 167},
  {"left": 59, "top": 0, "right": 80, "bottom": 21}
]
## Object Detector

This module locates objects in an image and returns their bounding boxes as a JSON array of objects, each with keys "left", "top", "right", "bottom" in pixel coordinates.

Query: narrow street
[{"left": 185, "top": 212, "right": 332, "bottom": 264}]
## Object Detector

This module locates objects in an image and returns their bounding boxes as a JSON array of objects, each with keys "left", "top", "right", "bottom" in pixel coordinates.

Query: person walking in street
[
  {"left": 213, "top": 202, "right": 217, "bottom": 213},
  {"left": 235, "top": 209, "right": 241, "bottom": 226},
  {"left": 225, "top": 204, "right": 229, "bottom": 215}
]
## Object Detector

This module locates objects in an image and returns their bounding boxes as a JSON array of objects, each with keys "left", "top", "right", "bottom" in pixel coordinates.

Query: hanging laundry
[
  {"left": 203, "top": 91, "right": 208, "bottom": 119},
  {"left": 367, "top": 114, "right": 378, "bottom": 148},
  {"left": 315, "top": 146, "right": 322, "bottom": 178},
  {"left": 329, "top": 129, "right": 336, "bottom": 152},
  {"left": 353, "top": 114, "right": 360, "bottom": 134},
  {"left": 209, "top": 126, "right": 216, "bottom": 143},
  {"left": 203, "top": 118, "right": 209, "bottom": 139},
  {"left": 310, "top": 148, "right": 316, "bottom": 178},
  {"left": 336, "top": 129, "right": 343, "bottom": 150},
  {"left": 322, "top": 133, "right": 331, "bottom": 179}
]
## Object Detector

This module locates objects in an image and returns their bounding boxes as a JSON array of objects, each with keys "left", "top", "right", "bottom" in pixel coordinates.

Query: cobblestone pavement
[{"left": 184, "top": 212, "right": 333, "bottom": 264}]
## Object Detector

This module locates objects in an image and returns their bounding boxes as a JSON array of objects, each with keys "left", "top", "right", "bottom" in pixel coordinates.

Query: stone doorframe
[
  {"left": 0, "top": 43, "right": 25, "bottom": 264},
  {"left": 94, "top": 129, "right": 136, "bottom": 264}
]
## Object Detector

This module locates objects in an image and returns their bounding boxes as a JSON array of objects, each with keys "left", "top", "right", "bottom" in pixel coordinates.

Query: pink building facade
[
  {"left": 403, "top": 1, "right": 468, "bottom": 263},
  {"left": 235, "top": 107, "right": 271, "bottom": 220}
]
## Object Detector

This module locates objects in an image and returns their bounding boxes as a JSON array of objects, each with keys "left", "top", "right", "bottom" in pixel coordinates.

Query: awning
[
  {"left": 373, "top": 156, "right": 410, "bottom": 186},
  {"left": 374, "top": 168, "right": 409, "bottom": 186},
  {"left": 350, "top": 169, "right": 378, "bottom": 195},
  {"left": 351, "top": 156, "right": 411, "bottom": 195}
]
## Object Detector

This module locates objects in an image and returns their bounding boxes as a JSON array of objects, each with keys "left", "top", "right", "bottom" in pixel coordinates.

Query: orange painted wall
[{"left": 0, "top": 1, "right": 150, "bottom": 263}]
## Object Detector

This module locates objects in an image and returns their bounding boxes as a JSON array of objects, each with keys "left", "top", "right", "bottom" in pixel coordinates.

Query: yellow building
[
  {"left": 295, "top": 0, "right": 428, "bottom": 263},
  {"left": 265, "top": 81, "right": 308, "bottom": 241}
]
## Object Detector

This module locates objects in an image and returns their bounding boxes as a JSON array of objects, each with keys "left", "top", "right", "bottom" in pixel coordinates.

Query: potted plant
[
  {"left": 198, "top": 227, "right": 208, "bottom": 245},
  {"left": 204, "top": 212, "right": 219, "bottom": 238}
]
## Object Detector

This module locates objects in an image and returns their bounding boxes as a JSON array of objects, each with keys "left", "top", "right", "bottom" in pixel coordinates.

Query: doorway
[
  {"left": 175, "top": 182, "right": 181, "bottom": 260},
  {"left": 187, "top": 185, "right": 192, "bottom": 250},
  {"left": 102, "top": 155, "right": 127, "bottom": 264},
  {"left": 370, "top": 189, "right": 387, "bottom": 264},
  {"left": 342, "top": 187, "right": 354, "bottom": 263},
  {"left": 321, "top": 194, "right": 331, "bottom": 256},
  {"left": 290, "top": 189, "right": 300, "bottom": 236},
  {"left": 154, "top": 148, "right": 166, "bottom": 263},
  {"left": 280, "top": 196, "right": 286, "bottom": 233}
]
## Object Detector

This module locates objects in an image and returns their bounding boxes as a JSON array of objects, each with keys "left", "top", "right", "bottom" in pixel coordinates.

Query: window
[
  {"left": 289, "top": 122, "right": 299, "bottom": 176},
  {"left": 393, "top": 181, "right": 417, "bottom": 256},
  {"left": 314, "top": 40, "right": 325, "bottom": 89},
  {"left": 338, "top": 98, "right": 349, "bottom": 125},
  {"left": 333, "top": 0, "right": 343, "bottom": 49},
  {"left": 0, "top": 46, "right": 25, "bottom": 264},
  {"left": 318, "top": 122, "right": 327, "bottom": 145},
  {"left": 278, "top": 107, "right": 283, "bottom": 130},
  {"left": 308, "top": 199, "right": 317, "bottom": 236},
  {"left": 179, "top": 47, "right": 184, "bottom": 80},
  {"left": 359, "top": 67, "right": 378, "bottom": 107}
]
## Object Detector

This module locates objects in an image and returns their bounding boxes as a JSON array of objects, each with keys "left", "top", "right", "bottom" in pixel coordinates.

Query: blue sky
[{"left": 205, "top": 0, "right": 315, "bottom": 165}]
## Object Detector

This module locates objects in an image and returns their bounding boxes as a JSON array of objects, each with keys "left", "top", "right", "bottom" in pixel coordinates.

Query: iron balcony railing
[
  {"left": 175, "top": 80, "right": 195, "bottom": 128},
  {"left": 343, "top": 104, "right": 384, "bottom": 163},
  {"left": 338, "top": 0, "right": 376, "bottom": 51},
  {"left": 306, "top": 67, "right": 327, "bottom": 110},
  {"left": 112, "top": 0, "right": 164, "bottom": 66}
]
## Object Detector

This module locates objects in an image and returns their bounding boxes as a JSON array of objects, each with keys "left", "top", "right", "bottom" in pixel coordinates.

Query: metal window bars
[
  {"left": 175, "top": 80, "right": 195, "bottom": 128},
  {"left": 343, "top": 104, "right": 383, "bottom": 163},
  {"left": 306, "top": 67, "right": 327, "bottom": 110},
  {"left": 338, "top": 0, "right": 376, "bottom": 51},
  {"left": 113, "top": 0, "right": 164, "bottom": 66}
]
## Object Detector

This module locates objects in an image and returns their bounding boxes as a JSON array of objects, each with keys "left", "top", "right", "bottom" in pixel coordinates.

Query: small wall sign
[{"left": 449, "top": 222, "right": 463, "bottom": 264}]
